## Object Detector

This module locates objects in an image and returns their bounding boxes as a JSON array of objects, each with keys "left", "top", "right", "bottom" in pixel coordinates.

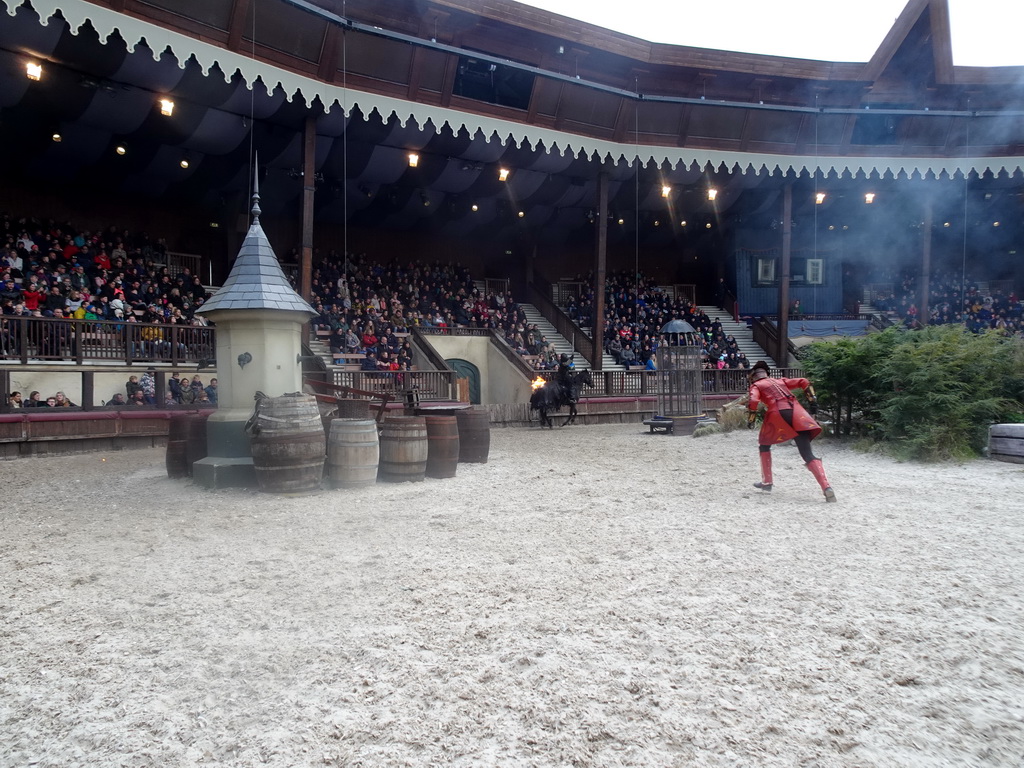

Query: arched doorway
[{"left": 446, "top": 359, "right": 481, "bottom": 404}]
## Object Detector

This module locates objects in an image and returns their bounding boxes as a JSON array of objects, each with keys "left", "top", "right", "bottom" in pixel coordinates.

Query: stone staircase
[
  {"left": 518, "top": 303, "right": 621, "bottom": 370},
  {"left": 695, "top": 305, "right": 776, "bottom": 368},
  {"left": 306, "top": 335, "right": 334, "bottom": 368}
]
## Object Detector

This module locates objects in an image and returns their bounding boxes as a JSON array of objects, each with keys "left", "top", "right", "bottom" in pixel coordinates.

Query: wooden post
[
  {"left": 300, "top": 116, "right": 317, "bottom": 346},
  {"left": 81, "top": 371, "right": 95, "bottom": 410},
  {"left": 592, "top": 170, "right": 609, "bottom": 371},
  {"left": 777, "top": 182, "right": 792, "bottom": 367},
  {"left": 300, "top": 116, "right": 316, "bottom": 305},
  {"left": 920, "top": 193, "right": 932, "bottom": 327}
]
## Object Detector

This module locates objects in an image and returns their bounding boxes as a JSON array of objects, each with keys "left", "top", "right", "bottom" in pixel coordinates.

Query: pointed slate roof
[{"left": 197, "top": 184, "right": 316, "bottom": 317}]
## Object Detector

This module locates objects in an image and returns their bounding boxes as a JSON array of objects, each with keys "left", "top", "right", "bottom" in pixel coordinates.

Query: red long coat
[{"left": 748, "top": 376, "right": 821, "bottom": 446}]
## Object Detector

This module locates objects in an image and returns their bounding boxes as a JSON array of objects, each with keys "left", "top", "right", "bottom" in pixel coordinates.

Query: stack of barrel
[
  {"left": 234, "top": 395, "right": 492, "bottom": 492},
  {"left": 330, "top": 405, "right": 491, "bottom": 486}
]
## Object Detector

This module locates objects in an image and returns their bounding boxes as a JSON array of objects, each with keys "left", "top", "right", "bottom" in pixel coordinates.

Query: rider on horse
[{"left": 556, "top": 353, "right": 574, "bottom": 390}]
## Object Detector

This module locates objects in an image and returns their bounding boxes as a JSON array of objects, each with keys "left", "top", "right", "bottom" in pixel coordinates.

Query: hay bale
[
  {"left": 693, "top": 422, "right": 724, "bottom": 438},
  {"left": 716, "top": 395, "right": 750, "bottom": 432}
]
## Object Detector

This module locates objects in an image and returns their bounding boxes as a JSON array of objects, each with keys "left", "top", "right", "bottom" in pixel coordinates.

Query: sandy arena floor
[{"left": 2, "top": 423, "right": 1023, "bottom": 767}]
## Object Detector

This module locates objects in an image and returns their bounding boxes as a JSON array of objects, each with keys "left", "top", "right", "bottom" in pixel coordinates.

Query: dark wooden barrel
[
  {"left": 455, "top": 408, "right": 490, "bottom": 464},
  {"left": 378, "top": 416, "right": 428, "bottom": 483},
  {"left": 165, "top": 440, "right": 189, "bottom": 478},
  {"left": 166, "top": 412, "right": 209, "bottom": 478},
  {"left": 425, "top": 415, "right": 459, "bottom": 479},
  {"left": 250, "top": 394, "right": 326, "bottom": 495},
  {"left": 327, "top": 418, "right": 380, "bottom": 488}
]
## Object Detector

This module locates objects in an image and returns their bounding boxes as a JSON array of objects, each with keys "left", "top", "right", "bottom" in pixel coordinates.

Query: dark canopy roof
[{"left": 2, "top": 0, "right": 1023, "bottom": 246}]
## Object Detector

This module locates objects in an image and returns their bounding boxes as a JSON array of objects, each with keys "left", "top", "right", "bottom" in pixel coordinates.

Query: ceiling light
[
  {"left": 51, "top": 133, "right": 62, "bottom": 142},
  {"left": 159, "top": 98, "right": 174, "bottom": 116},
  {"left": 943, "top": 222, "right": 951, "bottom": 228},
  {"left": 617, "top": 218, "right": 625, "bottom": 225},
  {"left": 707, "top": 188, "right": 718, "bottom": 201},
  {"left": 864, "top": 193, "right": 875, "bottom": 204},
  {"left": 828, "top": 225, "right": 835, "bottom": 231},
  {"left": 471, "top": 204, "right": 478, "bottom": 212},
  {"left": 661, "top": 185, "right": 671, "bottom": 198},
  {"left": 420, "top": 190, "right": 430, "bottom": 207},
  {"left": 654, "top": 220, "right": 660, "bottom": 227},
  {"left": 498, "top": 168, "right": 510, "bottom": 182},
  {"left": 115, "top": 145, "right": 127, "bottom": 156},
  {"left": 706, "top": 222, "right": 712, "bottom": 229},
  {"left": 407, "top": 153, "right": 419, "bottom": 168},
  {"left": 993, "top": 221, "right": 1001, "bottom": 227},
  {"left": 517, "top": 211, "right": 525, "bottom": 218},
  {"left": 26, "top": 62, "right": 42, "bottom": 81},
  {"left": 815, "top": 192, "right": 826, "bottom": 204},
  {"left": 680, "top": 220, "right": 687, "bottom": 227},
  {"left": 179, "top": 158, "right": 190, "bottom": 169}
]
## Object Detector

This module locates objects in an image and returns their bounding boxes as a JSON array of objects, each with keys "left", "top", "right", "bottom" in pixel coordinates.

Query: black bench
[{"left": 643, "top": 418, "right": 674, "bottom": 434}]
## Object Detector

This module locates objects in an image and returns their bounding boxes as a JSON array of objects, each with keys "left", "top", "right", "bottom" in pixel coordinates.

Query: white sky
[{"left": 517, "top": 0, "right": 1024, "bottom": 67}]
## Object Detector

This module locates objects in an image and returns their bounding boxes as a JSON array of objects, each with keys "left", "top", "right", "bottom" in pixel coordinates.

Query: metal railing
[{"left": 0, "top": 316, "right": 215, "bottom": 366}]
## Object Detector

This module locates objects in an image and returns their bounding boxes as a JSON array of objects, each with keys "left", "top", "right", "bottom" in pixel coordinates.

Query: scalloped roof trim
[{"left": 10, "top": 0, "right": 1024, "bottom": 178}]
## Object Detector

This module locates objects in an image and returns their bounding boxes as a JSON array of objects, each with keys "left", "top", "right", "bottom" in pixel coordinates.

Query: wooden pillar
[
  {"left": 777, "top": 182, "right": 792, "bottom": 367},
  {"left": 591, "top": 171, "right": 609, "bottom": 371},
  {"left": 300, "top": 116, "right": 316, "bottom": 307},
  {"left": 81, "top": 371, "right": 95, "bottom": 410},
  {"left": 920, "top": 194, "right": 932, "bottom": 328}
]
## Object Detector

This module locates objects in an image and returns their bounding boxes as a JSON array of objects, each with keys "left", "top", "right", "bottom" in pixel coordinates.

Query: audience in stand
[
  {"left": 869, "top": 267, "right": 1022, "bottom": 338},
  {"left": 1, "top": 212, "right": 213, "bottom": 365}
]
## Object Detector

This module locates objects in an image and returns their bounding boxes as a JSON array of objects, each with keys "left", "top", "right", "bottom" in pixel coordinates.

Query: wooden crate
[{"left": 989, "top": 424, "right": 1024, "bottom": 464}]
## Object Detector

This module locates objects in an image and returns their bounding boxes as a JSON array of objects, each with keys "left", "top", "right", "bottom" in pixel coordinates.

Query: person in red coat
[{"left": 747, "top": 360, "right": 836, "bottom": 502}]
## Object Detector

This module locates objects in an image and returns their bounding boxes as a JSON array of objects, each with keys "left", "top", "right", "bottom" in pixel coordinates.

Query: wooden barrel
[
  {"left": 249, "top": 394, "right": 326, "bottom": 494},
  {"left": 165, "top": 440, "right": 189, "bottom": 478},
  {"left": 990, "top": 423, "right": 1024, "bottom": 464},
  {"left": 455, "top": 408, "right": 490, "bottom": 464},
  {"left": 378, "top": 416, "right": 428, "bottom": 483},
  {"left": 425, "top": 415, "right": 460, "bottom": 479},
  {"left": 166, "top": 412, "right": 209, "bottom": 478},
  {"left": 327, "top": 419, "right": 380, "bottom": 488}
]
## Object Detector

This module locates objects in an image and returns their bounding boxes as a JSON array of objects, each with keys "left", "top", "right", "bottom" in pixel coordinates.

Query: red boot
[
  {"left": 754, "top": 451, "right": 773, "bottom": 491},
  {"left": 806, "top": 459, "right": 836, "bottom": 502}
]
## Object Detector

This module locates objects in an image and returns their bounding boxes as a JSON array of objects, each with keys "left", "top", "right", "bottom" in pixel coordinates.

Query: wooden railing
[
  {"left": 328, "top": 368, "right": 457, "bottom": 402},
  {"left": 532, "top": 368, "right": 802, "bottom": 399},
  {"left": 165, "top": 251, "right": 204, "bottom": 281},
  {"left": 527, "top": 280, "right": 595, "bottom": 365},
  {"left": 752, "top": 317, "right": 801, "bottom": 367},
  {"left": 1, "top": 316, "right": 214, "bottom": 366}
]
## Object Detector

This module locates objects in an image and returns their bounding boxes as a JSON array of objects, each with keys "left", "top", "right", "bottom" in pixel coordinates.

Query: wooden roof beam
[{"left": 861, "top": 0, "right": 954, "bottom": 86}]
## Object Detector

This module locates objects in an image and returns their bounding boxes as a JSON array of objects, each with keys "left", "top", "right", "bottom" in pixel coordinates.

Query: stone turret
[{"left": 192, "top": 173, "right": 317, "bottom": 489}]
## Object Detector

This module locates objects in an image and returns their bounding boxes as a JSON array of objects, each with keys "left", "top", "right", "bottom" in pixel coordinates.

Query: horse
[{"left": 529, "top": 369, "right": 594, "bottom": 428}]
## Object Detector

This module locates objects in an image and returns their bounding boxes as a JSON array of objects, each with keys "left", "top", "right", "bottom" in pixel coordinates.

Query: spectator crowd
[
  {"left": 1, "top": 213, "right": 212, "bottom": 358},
  {"left": 869, "top": 267, "right": 1023, "bottom": 337}
]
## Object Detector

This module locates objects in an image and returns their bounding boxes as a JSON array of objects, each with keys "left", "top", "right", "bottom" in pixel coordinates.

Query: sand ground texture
[{"left": 2, "top": 423, "right": 1023, "bottom": 767}]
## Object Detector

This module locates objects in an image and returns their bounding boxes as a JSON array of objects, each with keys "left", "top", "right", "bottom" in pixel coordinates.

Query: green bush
[{"left": 801, "top": 325, "right": 1024, "bottom": 461}]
